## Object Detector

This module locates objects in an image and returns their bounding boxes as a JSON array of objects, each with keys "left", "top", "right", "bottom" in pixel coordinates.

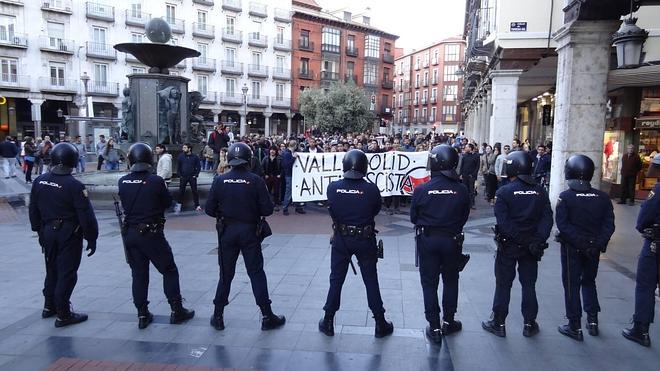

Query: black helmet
[
  {"left": 343, "top": 149, "right": 368, "bottom": 179},
  {"left": 647, "top": 153, "right": 660, "bottom": 177},
  {"left": 505, "top": 151, "right": 535, "bottom": 185},
  {"left": 128, "top": 142, "right": 153, "bottom": 172},
  {"left": 50, "top": 142, "right": 79, "bottom": 175},
  {"left": 428, "top": 144, "right": 459, "bottom": 180},
  {"left": 227, "top": 142, "right": 252, "bottom": 166},
  {"left": 565, "top": 154, "right": 594, "bottom": 191}
]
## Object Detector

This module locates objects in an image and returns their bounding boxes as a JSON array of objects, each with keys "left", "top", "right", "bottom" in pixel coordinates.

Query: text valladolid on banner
[{"left": 292, "top": 152, "right": 431, "bottom": 202}]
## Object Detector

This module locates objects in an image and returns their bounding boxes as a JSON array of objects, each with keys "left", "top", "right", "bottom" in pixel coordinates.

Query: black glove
[
  {"left": 86, "top": 240, "right": 97, "bottom": 257},
  {"left": 37, "top": 231, "right": 45, "bottom": 248},
  {"left": 585, "top": 240, "right": 601, "bottom": 259},
  {"left": 528, "top": 240, "right": 548, "bottom": 260}
]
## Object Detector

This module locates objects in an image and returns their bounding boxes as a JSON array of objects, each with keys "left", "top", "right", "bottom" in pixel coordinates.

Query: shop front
[{"left": 634, "top": 116, "right": 660, "bottom": 196}]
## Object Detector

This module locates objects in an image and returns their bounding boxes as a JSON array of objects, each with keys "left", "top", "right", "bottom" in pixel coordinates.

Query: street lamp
[
  {"left": 56, "top": 108, "right": 63, "bottom": 117},
  {"left": 241, "top": 83, "right": 248, "bottom": 136},
  {"left": 613, "top": 17, "right": 648, "bottom": 69}
]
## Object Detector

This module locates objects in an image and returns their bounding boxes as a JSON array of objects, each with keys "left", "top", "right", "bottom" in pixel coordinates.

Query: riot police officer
[
  {"left": 622, "top": 153, "right": 660, "bottom": 347},
  {"left": 410, "top": 144, "right": 470, "bottom": 345},
  {"left": 205, "top": 142, "right": 285, "bottom": 331},
  {"left": 482, "top": 150, "right": 553, "bottom": 338},
  {"left": 319, "top": 149, "right": 394, "bottom": 338},
  {"left": 29, "top": 142, "right": 98, "bottom": 327},
  {"left": 556, "top": 155, "right": 615, "bottom": 341},
  {"left": 118, "top": 143, "right": 194, "bottom": 329}
]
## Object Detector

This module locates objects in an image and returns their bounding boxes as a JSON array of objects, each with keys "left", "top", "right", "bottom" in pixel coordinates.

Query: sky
[{"left": 317, "top": 0, "right": 467, "bottom": 53}]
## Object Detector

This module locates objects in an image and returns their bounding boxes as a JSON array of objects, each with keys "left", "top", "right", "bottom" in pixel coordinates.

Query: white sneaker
[{"left": 195, "top": 206, "right": 202, "bottom": 212}]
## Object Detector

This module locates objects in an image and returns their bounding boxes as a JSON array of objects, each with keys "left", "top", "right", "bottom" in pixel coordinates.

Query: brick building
[
  {"left": 290, "top": 0, "right": 398, "bottom": 134},
  {"left": 393, "top": 37, "right": 466, "bottom": 134}
]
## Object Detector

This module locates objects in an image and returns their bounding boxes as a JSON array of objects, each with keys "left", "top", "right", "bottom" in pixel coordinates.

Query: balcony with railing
[
  {"left": 414, "top": 62, "right": 420, "bottom": 71},
  {"left": 88, "top": 81, "right": 119, "bottom": 97},
  {"left": 220, "top": 60, "right": 243, "bottom": 75},
  {"left": 383, "top": 52, "right": 394, "bottom": 64},
  {"left": 193, "top": 0, "right": 214, "bottom": 5},
  {"left": 39, "top": 36, "right": 75, "bottom": 54},
  {"left": 125, "top": 10, "right": 150, "bottom": 27},
  {"left": 299, "top": 69, "right": 314, "bottom": 80},
  {"left": 41, "top": 0, "right": 72, "bottom": 14},
  {"left": 86, "top": 2, "right": 114, "bottom": 22},
  {"left": 192, "top": 58, "right": 216, "bottom": 72},
  {"left": 382, "top": 79, "right": 394, "bottom": 89},
  {"left": 274, "top": 8, "right": 291, "bottom": 23},
  {"left": 321, "top": 43, "right": 340, "bottom": 54},
  {"left": 345, "top": 46, "right": 358, "bottom": 57},
  {"left": 321, "top": 71, "right": 339, "bottom": 81},
  {"left": 220, "top": 92, "right": 244, "bottom": 106},
  {"left": 39, "top": 77, "right": 78, "bottom": 94},
  {"left": 0, "top": 74, "right": 30, "bottom": 90},
  {"left": 273, "top": 38, "right": 291, "bottom": 51},
  {"left": 430, "top": 96, "right": 437, "bottom": 104},
  {"left": 414, "top": 81, "right": 420, "bottom": 89},
  {"left": 423, "top": 79, "right": 429, "bottom": 87},
  {"left": 421, "top": 97, "right": 428, "bottom": 105},
  {"left": 413, "top": 98, "right": 420, "bottom": 106},
  {"left": 86, "top": 42, "right": 116, "bottom": 60},
  {"left": 0, "top": 33, "right": 28, "bottom": 49},
  {"left": 364, "top": 78, "right": 378, "bottom": 88},
  {"left": 247, "top": 95, "right": 268, "bottom": 108},
  {"left": 432, "top": 57, "right": 439, "bottom": 65},
  {"left": 272, "top": 67, "right": 291, "bottom": 81},
  {"left": 222, "top": 0, "right": 242, "bottom": 12},
  {"left": 423, "top": 60, "right": 429, "bottom": 68},
  {"left": 298, "top": 39, "right": 314, "bottom": 52},
  {"left": 247, "top": 64, "right": 268, "bottom": 78},
  {"left": 271, "top": 97, "right": 290, "bottom": 109},
  {"left": 201, "top": 91, "right": 217, "bottom": 104},
  {"left": 193, "top": 23, "right": 215, "bottom": 39},
  {"left": 344, "top": 74, "right": 358, "bottom": 84},
  {"left": 248, "top": 33, "right": 267, "bottom": 48},
  {"left": 165, "top": 17, "right": 185, "bottom": 34},
  {"left": 249, "top": 2, "right": 267, "bottom": 18},
  {"left": 443, "top": 114, "right": 455, "bottom": 122},
  {"left": 432, "top": 77, "right": 438, "bottom": 85},
  {"left": 444, "top": 94, "right": 456, "bottom": 102},
  {"left": 221, "top": 28, "right": 242, "bottom": 44}
]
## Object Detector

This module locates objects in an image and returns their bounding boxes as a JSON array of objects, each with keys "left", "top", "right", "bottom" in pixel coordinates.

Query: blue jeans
[
  {"left": 105, "top": 161, "right": 119, "bottom": 171},
  {"left": 77, "top": 157, "right": 86, "bottom": 173},
  {"left": 283, "top": 176, "right": 293, "bottom": 210}
]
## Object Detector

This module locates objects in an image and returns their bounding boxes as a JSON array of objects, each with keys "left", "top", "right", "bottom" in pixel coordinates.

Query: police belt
[
  {"left": 221, "top": 217, "right": 257, "bottom": 226},
  {"left": 416, "top": 226, "right": 458, "bottom": 239},
  {"left": 125, "top": 220, "right": 165, "bottom": 234},
  {"left": 642, "top": 224, "right": 660, "bottom": 241},
  {"left": 333, "top": 224, "right": 375, "bottom": 239},
  {"left": 43, "top": 218, "right": 78, "bottom": 230}
]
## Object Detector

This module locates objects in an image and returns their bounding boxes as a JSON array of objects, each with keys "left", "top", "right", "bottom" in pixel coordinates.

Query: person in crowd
[
  {"left": 495, "top": 144, "right": 511, "bottom": 187},
  {"left": 202, "top": 141, "right": 214, "bottom": 171},
  {"left": 458, "top": 143, "right": 480, "bottom": 210},
  {"left": 216, "top": 148, "right": 229, "bottom": 176},
  {"left": 73, "top": 136, "right": 87, "bottom": 173},
  {"left": 175, "top": 143, "right": 202, "bottom": 213},
  {"left": 0, "top": 136, "right": 19, "bottom": 179},
  {"left": 262, "top": 146, "right": 282, "bottom": 211},
  {"left": 96, "top": 135, "right": 107, "bottom": 170},
  {"left": 482, "top": 145, "right": 498, "bottom": 205},
  {"left": 103, "top": 139, "right": 122, "bottom": 171},
  {"left": 619, "top": 145, "right": 643, "bottom": 205},
  {"left": 208, "top": 125, "right": 230, "bottom": 171},
  {"left": 23, "top": 137, "right": 36, "bottom": 183},
  {"left": 533, "top": 145, "right": 551, "bottom": 186},
  {"left": 281, "top": 140, "right": 305, "bottom": 215},
  {"left": 155, "top": 144, "right": 172, "bottom": 184},
  {"left": 39, "top": 138, "right": 53, "bottom": 175}
]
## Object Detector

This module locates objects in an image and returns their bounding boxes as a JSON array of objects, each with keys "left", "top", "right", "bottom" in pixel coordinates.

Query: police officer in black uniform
[
  {"left": 622, "top": 153, "right": 660, "bottom": 347},
  {"left": 555, "top": 155, "right": 615, "bottom": 341},
  {"left": 118, "top": 143, "right": 194, "bottom": 329},
  {"left": 410, "top": 144, "right": 470, "bottom": 344},
  {"left": 319, "top": 149, "right": 394, "bottom": 338},
  {"left": 206, "top": 142, "right": 285, "bottom": 331},
  {"left": 482, "top": 151, "right": 553, "bottom": 338},
  {"left": 29, "top": 142, "right": 98, "bottom": 327}
]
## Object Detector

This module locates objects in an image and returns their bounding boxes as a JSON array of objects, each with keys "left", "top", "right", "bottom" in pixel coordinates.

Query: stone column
[
  {"left": 549, "top": 20, "right": 620, "bottom": 203},
  {"left": 239, "top": 112, "right": 247, "bottom": 137},
  {"left": 286, "top": 112, "right": 293, "bottom": 139},
  {"left": 488, "top": 70, "right": 523, "bottom": 147},
  {"left": 264, "top": 112, "right": 272, "bottom": 137},
  {"left": 480, "top": 96, "right": 490, "bottom": 145},
  {"left": 483, "top": 87, "right": 493, "bottom": 145},
  {"left": 472, "top": 102, "right": 481, "bottom": 142},
  {"left": 212, "top": 109, "right": 221, "bottom": 124},
  {"left": 29, "top": 99, "right": 44, "bottom": 139}
]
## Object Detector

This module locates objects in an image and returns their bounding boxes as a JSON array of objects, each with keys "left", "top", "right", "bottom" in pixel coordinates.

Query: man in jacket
[
  {"left": 619, "top": 145, "right": 642, "bottom": 205},
  {"left": 208, "top": 125, "right": 230, "bottom": 171},
  {"left": 458, "top": 143, "right": 480, "bottom": 209},
  {"left": 175, "top": 143, "right": 201, "bottom": 213},
  {"left": 262, "top": 147, "right": 282, "bottom": 211},
  {"left": 155, "top": 144, "right": 172, "bottom": 184},
  {"left": 0, "top": 136, "right": 19, "bottom": 178},
  {"left": 281, "top": 140, "right": 305, "bottom": 215},
  {"left": 95, "top": 135, "right": 107, "bottom": 171}
]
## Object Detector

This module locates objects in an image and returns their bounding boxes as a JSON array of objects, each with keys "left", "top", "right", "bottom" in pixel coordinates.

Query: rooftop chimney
[
  {"left": 343, "top": 11, "right": 352, "bottom": 22},
  {"left": 362, "top": 16, "right": 370, "bottom": 25}
]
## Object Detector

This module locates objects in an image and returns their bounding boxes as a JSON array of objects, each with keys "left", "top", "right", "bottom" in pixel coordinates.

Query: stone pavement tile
[
  {"left": 50, "top": 318, "right": 114, "bottom": 338},
  {"left": 289, "top": 307, "right": 322, "bottom": 325},
  {"left": 0, "top": 355, "right": 15, "bottom": 367},
  {"left": 23, "top": 336, "right": 127, "bottom": 362},
  {"left": 212, "top": 326, "right": 262, "bottom": 348},
  {"left": 104, "top": 339, "right": 169, "bottom": 363},
  {"left": 335, "top": 310, "right": 369, "bottom": 327},
  {"left": 167, "top": 325, "right": 219, "bottom": 346},
  {"left": 251, "top": 328, "right": 303, "bottom": 351},
  {"left": 151, "top": 342, "right": 213, "bottom": 366},
  {"left": 285, "top": 350, "right": 378, "bottom": 371},
  {"left": 239, "top": 348, "right": 293, "bottom": 371},
  {"left": 193, "top": 345, "right": 251, "bottom": 368},
  {"left": 0, "top": 333, "right": 49, "bottom": 356},
  {"left": 269, "top": 294, "right": 303, "bottom": 309}
]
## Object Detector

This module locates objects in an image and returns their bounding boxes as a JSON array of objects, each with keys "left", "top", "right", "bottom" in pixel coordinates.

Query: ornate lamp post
[
  {"left": 241, "top": 83, "right": 248, "bottom": 137},
  {"left": 612, "top": 12, "right": 649, "bottom": 69}
]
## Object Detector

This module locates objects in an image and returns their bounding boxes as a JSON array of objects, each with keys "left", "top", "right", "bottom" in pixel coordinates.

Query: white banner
[{"left": 292, "top": 152, "right": 431, "bottom": 202}]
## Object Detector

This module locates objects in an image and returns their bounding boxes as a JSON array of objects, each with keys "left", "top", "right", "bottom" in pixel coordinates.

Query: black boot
[
  {"left": 558, "top": 320, "right": 583, "bottom": 341},
  {"left": 622, "top": 321, "right": 651, "bottom": 347},
  {"left": 54, "top": 307, "right": 88, "bottom": 328},
  {"left": 586, "top": 314, "right": 599, "bottom": 336},
  {"left": 260, "top": 304, "right": 286, "bottom": 331},
  {"left": 210, "top": 306, "right": 225, "bottom": 331},
  {"left": 373, "top": 312, "right": 394, "bottom": 338},
  {"left": 425, "top": 318, "right": 442, "bottom": 345},
  {"left": 441, "top": 314, "right": 462, "bottom": 335},
  {"left": 137, "top": 305, "right": 153, "bottom": 330},
  {"left": 482, "top": 313, "right": 506, "bottom": 337},
  {"left": 318, "top": 312, "right": 334, "bottom": 337},
  {"left": 169, "top": 299, "right": 195, "bottom": 324},
  {"left": 523, "top": 320, "right": 540, "bottom": 337},
  {"left": 42, "top": 298, "right": 56, "bottom": 319}
]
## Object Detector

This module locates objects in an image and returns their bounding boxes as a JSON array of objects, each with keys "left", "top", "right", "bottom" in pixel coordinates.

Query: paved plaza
[{"left": 0, "top": 177, "right": 659, "bottom": 370}]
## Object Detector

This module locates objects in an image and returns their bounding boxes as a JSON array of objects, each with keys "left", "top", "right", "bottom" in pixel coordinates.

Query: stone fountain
[{"left": 75, "top": 18, "right": 214, "bottom": 209}]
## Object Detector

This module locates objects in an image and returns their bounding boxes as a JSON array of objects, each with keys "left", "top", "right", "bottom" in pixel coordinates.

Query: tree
[{"left": 299, "top": 82, "right": 375, "bottom": 133}]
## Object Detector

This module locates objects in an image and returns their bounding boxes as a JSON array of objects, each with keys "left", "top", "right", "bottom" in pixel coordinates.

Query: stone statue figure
[
  {"left": 119, "top": 88, "right": 135, "bottom": 142},
  {"left": 188, "top": 91, "right": 206, "bottom": 143},
  {"left": 157, "top": 86, "right": 181, "bottom": 144}
]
